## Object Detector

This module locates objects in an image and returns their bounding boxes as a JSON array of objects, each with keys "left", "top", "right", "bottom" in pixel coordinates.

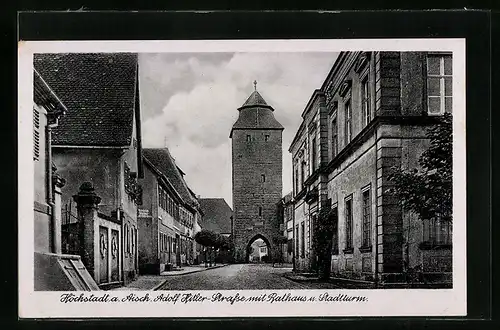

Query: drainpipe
[
  {"left": 46, "top": 122, "right": 58, "bottom": 254},
  {"left": 292, "top": 198, "right": 296, "bottom": 272},
  {"left": 374, "top": 123, "right": 380, "bottom": 288}
]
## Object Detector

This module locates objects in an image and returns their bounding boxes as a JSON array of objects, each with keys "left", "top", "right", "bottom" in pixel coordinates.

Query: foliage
[
  {"left": 388, "top": 113, "right": 453, "bottom": 222},
  {"left": 312, "top": 206, "right": 337, "bottom": 280},
  {"left": 194, "top": 229, "right": 218, "bottom": 247},
  {"left": 272, "top": 235, "right": 288, "bottom": 245}
]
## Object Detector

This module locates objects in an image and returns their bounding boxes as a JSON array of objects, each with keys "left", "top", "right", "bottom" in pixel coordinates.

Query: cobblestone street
[{"left": 156, "top": 264, "right": 340, "bottom": 290}]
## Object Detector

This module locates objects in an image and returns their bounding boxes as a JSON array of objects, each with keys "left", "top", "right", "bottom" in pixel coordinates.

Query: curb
[
  {"left": 283, "top": 274, "right": 376, "bottom": 288},
  {"left": 153, "top": 264, "right": 230, "bottom": 290}
]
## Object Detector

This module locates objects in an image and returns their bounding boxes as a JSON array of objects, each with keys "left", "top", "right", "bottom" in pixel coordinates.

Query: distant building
[
  {"left": 290, "top": 52, "right": 453, "bottom": 284},
  {"left": 138, "top": 148, "right": 202, "bottom": 274},
  {"left": 199, "top": 198, "right": 233, "bottom": 236},
  {"left": 277, "top": 192, "right": 294, "bottom": 264},
  {"left": 230, "top": 85, "right": 284, "bottom": 263},
  {"left": 34, "top": 53, "right": 143, "bottom": 288}
]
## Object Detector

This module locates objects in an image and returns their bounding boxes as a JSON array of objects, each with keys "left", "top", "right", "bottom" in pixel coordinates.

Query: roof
[
  {"left": 240, "top": 90, "right": 270, "bottom": 109},
  {"left": 143, "top": 148, "right": 199, "bottom": 209},
  {"left": 33, "top": 69, "right": 68, "bottom": 117},
  {"left": 230, "top": 89, "right": 284, "bottom": 137},
  {"left": 33, "top": 53, "right": 138, "bottom": 147},
  {"left": 199, "top": 198, "right": 233, "bottom": 234}
]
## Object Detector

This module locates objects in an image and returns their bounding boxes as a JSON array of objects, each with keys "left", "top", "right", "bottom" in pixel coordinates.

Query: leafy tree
[
  {"left": 312, "top": 206, "right": 337, "bottom": 280},
  {"left": 194, "top": 229, "right": 218, "bottom": 267},
  {"left": 272, "top": 235, "right": 288, "bottom": 265},
  {"left": 388, "top": 113, "right": 452, "bottom": 222}
]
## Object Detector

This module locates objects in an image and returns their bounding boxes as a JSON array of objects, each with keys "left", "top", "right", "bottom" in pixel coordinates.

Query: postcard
[{"left": 19, "top": 38, "right": 466, "bottom": 318}]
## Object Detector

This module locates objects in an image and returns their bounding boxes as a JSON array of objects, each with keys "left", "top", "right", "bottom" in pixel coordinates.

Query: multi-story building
[
  {"left": 138, "top": 148, "right": 201, "bottom": 274},
  {"left": 290, "top": 52, "right": 453, "bottom": 284},
  {"left": 34, "top": 53, "right": 143, "bottom": 288},
  {"left": 277, "top": 192, "right": 294, "bottom": 264}
]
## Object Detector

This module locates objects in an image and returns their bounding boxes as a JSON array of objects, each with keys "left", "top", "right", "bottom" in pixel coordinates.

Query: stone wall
[{"left": 232, "top": 129, "right": 283, "bottom": 262}]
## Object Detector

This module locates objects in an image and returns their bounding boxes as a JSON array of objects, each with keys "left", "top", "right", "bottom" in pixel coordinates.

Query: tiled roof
[
  {"left": 199, "top": 198, "right": 233, "bottom": 234},
  {"left": 33, "top": 53, "right": 138, "bottom": 147},
  {"left": 240, "top": 91, "right": 269, "bottom": 108},
  {"left": 143, "top": 148, "right": 199, "bottom": 208},
  {"left": 230, "top": 89, "right": 284, "bottom": 137}
]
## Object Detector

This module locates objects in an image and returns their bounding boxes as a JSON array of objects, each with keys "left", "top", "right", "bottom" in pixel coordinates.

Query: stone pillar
[
  {"left": 52, "top": 169, "right": 66, "bottom": 254},
  {"left": 73, "top": 182, "right": 101, "bottom": 280}
]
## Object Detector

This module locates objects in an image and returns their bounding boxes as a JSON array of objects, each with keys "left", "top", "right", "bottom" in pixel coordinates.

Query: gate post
[{"left": 73, "top": 182, "right": 101, "bottom": 281}]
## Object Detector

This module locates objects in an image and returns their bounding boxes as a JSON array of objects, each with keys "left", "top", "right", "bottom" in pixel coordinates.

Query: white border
[{"left": 18, "top": 39, "right": 466, "bottom": 318}]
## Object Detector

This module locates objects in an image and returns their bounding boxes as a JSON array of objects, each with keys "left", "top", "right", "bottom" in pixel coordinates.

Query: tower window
[
  {"left": 261, "top": 174, "right": 266, "bottom": 182},
  {"left": 258, "top": 206, "right": 262, "bottom": 216},
  {"left": 246, "top": 135, "right": 252, "bottom": 142},
  {"left": 265, "top": 135, "right": 270, "bottom": 142}
]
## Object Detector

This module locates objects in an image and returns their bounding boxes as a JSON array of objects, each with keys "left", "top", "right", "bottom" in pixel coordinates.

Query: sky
[{"left": 139, "top": 52, "right": 338, "bottom": 208}]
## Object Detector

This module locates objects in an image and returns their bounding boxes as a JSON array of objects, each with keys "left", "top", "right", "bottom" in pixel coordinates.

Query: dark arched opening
[{"left": 245, "top": 234, "right": 272, "bottom": 264}]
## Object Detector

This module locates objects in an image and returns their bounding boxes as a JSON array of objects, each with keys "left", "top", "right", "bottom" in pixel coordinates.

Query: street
[{"left": 156, "top": 264, "right": 320, "bottom": 290}]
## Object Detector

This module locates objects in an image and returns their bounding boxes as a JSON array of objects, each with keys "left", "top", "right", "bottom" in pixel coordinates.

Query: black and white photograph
[{"left": 19, "top": 39, "right": 466, "bottom": 318}]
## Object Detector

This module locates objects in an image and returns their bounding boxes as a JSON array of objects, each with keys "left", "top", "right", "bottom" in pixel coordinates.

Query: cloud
[{"left": 140, "top": 52, "right": 338, "bottom": 206}]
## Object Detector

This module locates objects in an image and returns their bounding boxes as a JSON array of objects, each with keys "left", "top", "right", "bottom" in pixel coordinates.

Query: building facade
[
  {"left": 277, "top": 192, "right": 294, "bottom": 264},
  {"left": 34, "top": 53, "right": 143, "bottom": 288},
  {"left": 138, "top": 148, "right": 201, "bottom": 274},
  {"left": 290, "top": 52, "right": 453, "bottom": 284},
  {"left": 230, "top": 86, "right": 284, "bottom": 263}
]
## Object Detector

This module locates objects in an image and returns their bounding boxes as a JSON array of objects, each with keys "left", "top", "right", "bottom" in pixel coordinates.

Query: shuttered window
[{"left": 33, "top": 108, "right": 40, "bottom": 161}]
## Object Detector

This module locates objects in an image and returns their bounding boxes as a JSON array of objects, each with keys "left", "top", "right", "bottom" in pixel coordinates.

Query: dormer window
[
  {"left": 261, "top": 174, "right": 266, "bottom": 183},
  {"left": 246, "top": 135, "right": 252, "bottom": 142},
  {"left": 265, "top": 135, "right": 270, "bottom": 142}
]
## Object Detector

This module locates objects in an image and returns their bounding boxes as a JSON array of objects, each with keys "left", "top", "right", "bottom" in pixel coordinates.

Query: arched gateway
[
  {"left": 245, "top": 234, "right": 272, "bottom": 263},
  {"left": 230, "top": 84, "right": 284, "bottom": 263}
]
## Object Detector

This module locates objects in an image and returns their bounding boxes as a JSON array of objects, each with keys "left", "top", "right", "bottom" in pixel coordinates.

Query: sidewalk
[
  {"left": 283, "top": 272, "right": 376, "bottom": 289},
  {"left": 160, "top": 263, "right": 228, "bottom": 276},
  {"left": 111, "top": 264, "right": 229, "bottom": 291}
]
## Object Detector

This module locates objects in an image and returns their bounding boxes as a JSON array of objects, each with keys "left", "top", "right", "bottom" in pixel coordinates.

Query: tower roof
[
  {"left": 230, "top": 87, "right": 284, "bottom": 137},
  {"left": 240, "top": 90, "right": 269, "bottom": 109}
]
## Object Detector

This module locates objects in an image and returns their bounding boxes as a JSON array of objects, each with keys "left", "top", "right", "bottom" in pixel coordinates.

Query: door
[
  {"left": 111, "top": 229, "right": 119, "bottom": 282},
  {"left": 175, "top": 234, "right": 181, "bottom": 266},
  {"left": 99, "top": 226, "right": 109, "bottom": 284}
]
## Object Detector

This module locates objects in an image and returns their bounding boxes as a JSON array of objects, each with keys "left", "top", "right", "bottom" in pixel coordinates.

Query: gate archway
[{"left": 245, "top": 234, "right": 272, "bottom": 263}]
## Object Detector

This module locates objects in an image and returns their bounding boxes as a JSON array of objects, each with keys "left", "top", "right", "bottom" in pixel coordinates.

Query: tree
[
  {"left": 194, "top": 229, "right": 217, "bottom": 267},
  {"left": 388, "top": 113, "right": 452, "bottom": 222},
  {"left": 312, "top": 206, "right": 337, "bottom": 280},
  {"left": 272, "top": 235, "right": 288, "bottom": 266}
]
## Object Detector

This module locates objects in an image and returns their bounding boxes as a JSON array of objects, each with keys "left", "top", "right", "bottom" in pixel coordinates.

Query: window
[
  {"left": 300, "top": 222, "right": 305, "bottom": 258},
  {"left": 344, "top": 100, "right": 352, "bottom": 144},
  {"left": 294, "top": 167, "right": 299, "bottom": 194},
  {"left": 246, "top": 134, "right": 252, "bottom": 142},
  {"left": 331, "top": 206, "right": 339, "bottom": 255},
  {"left": 361, "top": 187, "right": 372, "bottom": 248},
  {"left": 295, "top": 225, "right": 299, "bottom": 256},
  {"left": 311, "top": 137, "right": 317, "bottom": 172},
  {"left": 423, "top": 217, "right": 452, "bottom": 246},
  {"left": 265, "top": 135, "right": 270, "bottom": 142},
  {"left": 301, "top": 161, "right": 306, "bottom": 187},
  {"left": 427, "top": 54, "right": 452, "bottom": 115},
  {"left": 331, "top": 117, "right": 338, "bottom": 158},
  {"left": 258, "top": 206, "right": 262, "bottom": 217},
  {"left": 33, "top": 108, "right": 40, "bottom": 161},
  {"left": 261, "top": 174, "right": 266, "bottom": 183},
  {"left": 124, "top": 224, "right": 129, "bottom": 255},
  {"left": 361, "top": 76, "right": 371, "bottom": 127},
  {"left": 345, "top": 196, "right": 353, "bottom": 250}
]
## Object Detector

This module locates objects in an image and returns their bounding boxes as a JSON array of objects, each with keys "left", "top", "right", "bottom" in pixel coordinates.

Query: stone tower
[{"left": 230, "top": 84, "right": 284, "bottom": 263}]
